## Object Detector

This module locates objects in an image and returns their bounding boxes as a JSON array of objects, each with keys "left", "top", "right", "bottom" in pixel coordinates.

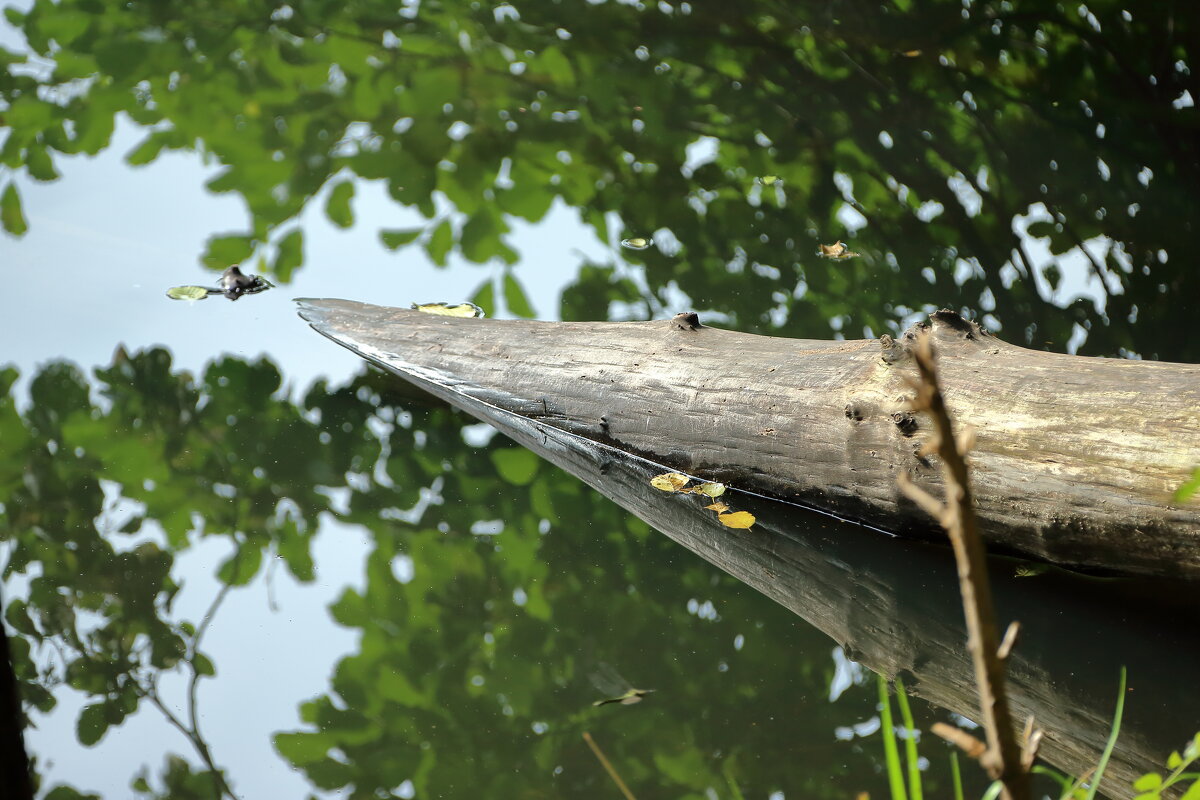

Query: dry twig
[
  {"left": 897, "top": 332, "right": 1033, "bottom": 800},
  {"left": 583, "top": 731, "right": 638, "bottom": 800}
]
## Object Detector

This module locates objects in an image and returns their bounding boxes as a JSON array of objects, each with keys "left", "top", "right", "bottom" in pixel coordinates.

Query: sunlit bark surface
[{"left": 298, "top": 300, "right": 1200, "bottom": 577}]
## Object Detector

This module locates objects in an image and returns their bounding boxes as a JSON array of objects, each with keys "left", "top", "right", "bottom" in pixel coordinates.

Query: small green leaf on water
[
  {"left": 166, "top": 285, "right": 210, "bottom": 301},
  {"left": 621, "top": 237, "right": 651, "bottom": 250},
  {"left": 691, "top": 481, "right": 726, "bottom": 498},
  {"left": 410, "top": 301, "right": 484, "bottom": 318},
  {"left": 718, "top": 511, "right": 756, "bottom": 529},
  {"left": 650, "top": 472, "right": 690, "bottom": 492},
  {"left": 757, "top": 175, "right": 781, "bottom": 186}
]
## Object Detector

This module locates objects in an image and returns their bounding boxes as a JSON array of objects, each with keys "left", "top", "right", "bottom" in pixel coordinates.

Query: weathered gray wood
[
  {"left": 296, "top": 299, "right": 1200, "bottom": 577},
  {"left": 288, "top": 352, "right": 1196, "bottom": 798}
]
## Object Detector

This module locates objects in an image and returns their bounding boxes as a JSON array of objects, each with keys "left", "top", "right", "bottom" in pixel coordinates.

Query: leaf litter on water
[
  {"left": 649, "top": 473, "right": 754, "bottom": 528},
  {"left": 411, "top": 301, "right": 485, "bottom": 318},
  {"left": 717, "top": 511, "right": 756, "bottom": 529},
  {"left": 650, "top": 472, "right": 691, "bottom": 492}
]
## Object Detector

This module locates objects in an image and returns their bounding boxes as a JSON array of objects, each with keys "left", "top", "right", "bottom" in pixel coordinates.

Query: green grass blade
[
  {"left": 1085, "top": 667, "right": 1127, "bottom": 800},
  {"left": 894, "top": 678, "right": 923, "bottom": 800},
  {"left": 721, "top": 757, "right": 746, "bottom": 800},
  {"left": 949, "top": 752, "right": 964, "bottom": 800},
  {"left": 1031, "top": 764, "right": 1074, "bottom": 797},
  {"left": 878, "top": 674, "right": 908, "bottom": 800},
  {"left": 981, "top": 780, "right": 1004, "bottom": 800}
]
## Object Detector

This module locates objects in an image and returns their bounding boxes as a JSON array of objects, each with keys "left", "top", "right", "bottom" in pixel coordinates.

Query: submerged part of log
[{"left": 296, "top": 299, "right": 1200, "bottom": 577}]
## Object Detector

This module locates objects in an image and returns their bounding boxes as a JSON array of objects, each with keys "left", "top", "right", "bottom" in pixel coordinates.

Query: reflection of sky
[
  {"left": 2, "top": 118, "right": 609, "bottom": 397},
  {"left": 0, "top": 50, "right": 606, "bottom": 797}
]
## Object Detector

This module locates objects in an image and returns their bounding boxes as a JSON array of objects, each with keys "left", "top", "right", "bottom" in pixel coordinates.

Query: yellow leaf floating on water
[
  {"left": 650, "top": 472, "right": 691, "bottom": 492},
  {"left": 816, "top": 241, "right": 861, "bottom": 260},
  {"left": 411, "top": 301, "right": 485, "bottom": 318},
  {"left": 620, "top": 237, "right": 652, "bottom": 250},
  {"left": 705, "top": 501, "right": 730, "bottom": 513},
  {"left": 690, "top": 481, "right": 726, "bottom": 498},
  {"left": 717, "top": 511, "right": 756, "bottom": 529}
]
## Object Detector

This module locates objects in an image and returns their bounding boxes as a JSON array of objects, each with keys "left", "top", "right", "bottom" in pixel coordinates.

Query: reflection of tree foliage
[
  {"left": 1, "top": 350, "right": 978, "bottom": 798},
  {"left": 3, "top": 2, "right": 1196, "bottom": 357}
]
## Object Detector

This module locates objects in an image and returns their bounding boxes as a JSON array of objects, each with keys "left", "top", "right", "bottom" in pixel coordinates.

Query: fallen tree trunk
[{"left": 296, "top": 300, "right": 1200, "bottom": 577}]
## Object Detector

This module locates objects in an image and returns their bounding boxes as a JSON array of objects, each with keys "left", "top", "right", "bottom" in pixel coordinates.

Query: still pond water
[{"left": 2, "top": 2, "right": 1198, "bottom": 798}]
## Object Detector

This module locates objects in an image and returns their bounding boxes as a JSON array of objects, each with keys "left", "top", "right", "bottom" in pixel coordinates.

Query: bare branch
[
  {"left": 900, "top": 332, "right": 1031, "bottom": 800},
  {"left": 932, "top": 722, "right": 987, "bottom": 758},
  {"left": 897, "top": 471, "right": 949, "bottom": 519},
  {"left": 997, "top": 622, "right": 1021, "bottom": 662}
]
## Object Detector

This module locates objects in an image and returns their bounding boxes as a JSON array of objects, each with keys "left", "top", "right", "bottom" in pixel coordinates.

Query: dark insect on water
[{"left": 167, "top": 266, "right": 274, "bottom": 302}]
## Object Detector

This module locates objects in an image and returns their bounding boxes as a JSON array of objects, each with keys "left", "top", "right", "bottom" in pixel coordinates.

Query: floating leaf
[
  {"left": 817, "top": 240, "right": 860, "bottom": 259},
  {"left": 757, "top": 175, "right": 781, "bottom": 186},
  {"left": 704, "top": 501, "right": 730, "bottom": 513},
  {"left": 166, "top": 285, "right": 210, "bottom": 301},
  {"left": 690, "top": 481, "right": 726, "bottom": 498},
  {"left": 1014, "top": 564, "right": 1049, "bottom": 578},
  {"left": 899, "top": 49, "right": 923, "bottom": 57},
  {"left": 717, "top": 511, "right": 756, "bottom": 529},
  {"left": 621, "top": 237, "right": 651, "bottom": 250},
  {"left": 411, "top": 301, "right": 484, "bottom": 318},
  {"left": 650, "top": 472, "right": 690, "bottom": 492}
]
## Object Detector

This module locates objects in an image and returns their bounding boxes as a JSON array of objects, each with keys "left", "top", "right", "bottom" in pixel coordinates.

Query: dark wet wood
[
  {"left": 297, "top": 300, "right": 1200, "bottom": 577},
  {"left": 293, "top": 358, "right": 1198, "bottom": 798}
]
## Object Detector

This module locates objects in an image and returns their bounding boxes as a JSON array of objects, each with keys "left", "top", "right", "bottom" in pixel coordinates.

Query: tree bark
[{"left": 296, "top": 299, "right": 1200, "bottom": 577}]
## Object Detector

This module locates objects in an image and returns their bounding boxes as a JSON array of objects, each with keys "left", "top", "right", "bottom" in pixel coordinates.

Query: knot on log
[
  {"left": 879, "top": 334, "right": 907, "bottom": 364},
  {"left": 903, "top": 309, "right": 989, "bottom": 344},
  {"left": 672, "top": 311, "right": 702, "bottom": 331},
  {"left": 892, "top": 411, "right": 920, "bottom": 437},
  {"left": 882, "top": 311, "right": 990, "bottom": 365}
]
